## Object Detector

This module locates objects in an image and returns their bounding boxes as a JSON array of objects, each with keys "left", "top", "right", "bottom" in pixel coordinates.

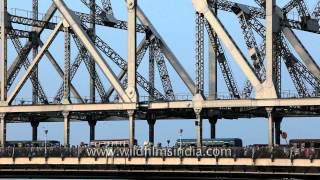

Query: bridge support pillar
[
  {"left": 31, "top": 121, "right": 39, "bottom": 141},
  {"left": 63, "top": 111, "right": 70, "bottom": 147},
  {"left": 195, "top": 111, "right": 203, "bottom": 148},
  {"left": 88, "top": 120, "right": 96, "bottom": 141},
  {"left": 0, "top": 113, "right": 6, "bottom": 147},
  {"left": 209, "top": 117, "right": 217, "bottom": 139},
  {"left": 266, "top": 107, "right": 274, "bottom": 147},
  {"left": 128, "top": 110, "right": 135, "bottom": 147},
  {"left": 147, "top": 114, "right": 156, "bottom": 145},
  {"left": 275, "top": 117, "right": 283, "bottom": 145}
]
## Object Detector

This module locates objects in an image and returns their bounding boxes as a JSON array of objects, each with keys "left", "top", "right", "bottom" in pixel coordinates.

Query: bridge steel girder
[
  {"left": 0, "top": 97, "right": 319, "bottom": 113},
  {"left": 53, "top": 0, "right": 131, "bottom": 103}
]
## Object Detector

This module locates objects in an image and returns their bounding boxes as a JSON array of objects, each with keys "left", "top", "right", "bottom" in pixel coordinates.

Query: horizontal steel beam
[
  {"left": 0, "top": 103, "right": 137, "bottom": 113},
  {"left": 9, "top": 12, "right": 147, "bottom": 33},
  {"left": 0, "top": 97, "right": 319, "bottom": 113}
]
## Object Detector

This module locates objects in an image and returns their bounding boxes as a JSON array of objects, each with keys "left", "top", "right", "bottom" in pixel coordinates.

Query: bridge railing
[{"left": 0, "top": 146, "right": 319, "bottom": 159}]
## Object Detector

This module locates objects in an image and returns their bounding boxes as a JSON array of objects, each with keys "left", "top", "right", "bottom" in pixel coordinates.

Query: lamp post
[
  {"left": 44, "top": 129, "right": 48, "bottom": 155},
  {"left": 179, "top": 129, "right": 183, "bottom": 149}
]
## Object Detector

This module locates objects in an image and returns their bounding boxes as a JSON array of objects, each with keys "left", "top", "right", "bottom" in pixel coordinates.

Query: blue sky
[{"left": 5, "top": 0, "right": 320, "bottom": 146}]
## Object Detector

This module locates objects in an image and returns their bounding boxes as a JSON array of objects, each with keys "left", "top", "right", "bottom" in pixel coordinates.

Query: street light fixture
[
  {"left": 43, "top": 128, "right": 48, "bottom": 156},
  {"left": 179, "top": 129, "right": 183, "bottom": 149},
  {"left": 167, "top": 139, "right": 170, "bottom": 147}
]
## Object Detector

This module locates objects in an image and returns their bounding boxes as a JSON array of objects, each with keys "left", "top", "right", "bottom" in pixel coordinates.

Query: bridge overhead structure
[{"left": 0, "top": 0, "right": 320, "bottom": 148}]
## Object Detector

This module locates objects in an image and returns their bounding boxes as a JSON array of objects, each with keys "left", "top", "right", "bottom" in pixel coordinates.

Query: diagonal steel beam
[
  {"left": 6, "top": 41, "right": 33, "bottom": 90},
  {"left": 53, "top": 0, "right": 131, "bottom": 103},
  {"left": 37, "top": 40, "right": 84, "bottom": 104},
  {"left": 101, "top": 0, "right": 114, "bottom": 16},
  {"left": 81, "top": 2, "right": 164, "bottom": 100},
  {"left": 53, "top": 51, "right": 84, "bottom": 103},
  {"left": 249, "top": 13, "right": 316, "bottom": 97},
  {"left": 193, "top": 0, "right": 261, "bottom": 89},
  {"left": 71, "top": 34, "right": 108, "bottom": 102},
  {"left": 105, "top": 37, "right": 149, "bottom": 99},
  {"left": 135, "top": 4, "right": 196, "bottom": 95},
  {"left": 7, "top": 3, "right": 57, "bottom": 90},
  {"left": 7, "top": 21, "right": 63, "bottom": 104},
  {"left": 150, "top": 38, "right": 175, "bottom": 100},
  {"left": 9, "top": 31, "right": 49, "bottom": 104},
  {"left": 282, "top": 27, "right": 320, "bottom": 80},
  {"left": 205, "top": 20, "right": 240, "bottom": 99},
  {"left": 77, "top": 22, "right": 164, "bottom": 100}
]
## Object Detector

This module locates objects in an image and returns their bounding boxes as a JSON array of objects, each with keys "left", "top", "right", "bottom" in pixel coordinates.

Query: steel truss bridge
[{"left": 1, "top": 0, "right": 320, "bottom": 178}]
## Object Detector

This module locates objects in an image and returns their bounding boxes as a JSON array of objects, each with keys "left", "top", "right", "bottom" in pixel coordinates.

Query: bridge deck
[{"left": 0, "top": 157, "right": 319, "bottom": 178}]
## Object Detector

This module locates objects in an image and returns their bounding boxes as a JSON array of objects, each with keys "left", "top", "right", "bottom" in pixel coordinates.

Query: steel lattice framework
[{"left": 0, "top": 0, "right": 320, "bottom": 148}]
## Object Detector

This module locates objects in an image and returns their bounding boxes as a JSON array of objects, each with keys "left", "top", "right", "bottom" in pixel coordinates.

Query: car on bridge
[
  {"left": 90, "top": 139, "right": 138, "bottom": 148},
  {"left": 175, "top": 138, "right": 243, "bottom": 147},
  {"left": 6, "top": 140, "right": 60, "bottom": 147}
]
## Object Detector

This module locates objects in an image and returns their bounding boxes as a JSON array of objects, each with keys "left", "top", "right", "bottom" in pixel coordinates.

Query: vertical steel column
[
  {"left": 147, "top": 114, "right": 156, "bottom": 145},
  {"left": 208, "top": 0, "right": 217, "bottom": 100},
  {"left": 128, "top": 110, "right": 135, "bottom": 147},
  {"left": 63, "top": 24, "right": 71, "bottom": 104},
  {"left": 89, "top": 0, "right": 96, "bottom": 103},
  {"left": 127, "top": 0, "right": 137, "bottom": 148},
  {"left": 195, "top": 12, "right": 205, "bottom": 95},
  {"left": 265, "top": 0, "right": 278, "bottom": 98},
  {"left": 31, "top": 121, "right": 39, "bottom": 141},
  {"left": 209, "top": 117, "right": 217, "bottom": 139},
  {"left": 88, "top": 120, "right": 96, "bottom": 141},
  {"left": 32, "top": 0, "right": 39, "bottom": 104},
  {"left": 195, "top": 111, "right": 203, "bottom": 148},
  {"left": 0, "top": 113, "right": 6, "bottom": 147},
  {"left": 275, "top": 117, "right": 283, "bottom": 145},
  {"left": 266, "top": 107, "right": 274, "bottom": 147},
  {"left": 0, "top": 0, "right": 7, "bottom": 102},
  {"left": 127, "top": 0, "right": 138, "bottom": 102},
  {"left": 63, "top": 111, "right": 70, "bottom": 147},
  {"left": 149, "top": 39, "right": 155, "bottom": 101}
]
